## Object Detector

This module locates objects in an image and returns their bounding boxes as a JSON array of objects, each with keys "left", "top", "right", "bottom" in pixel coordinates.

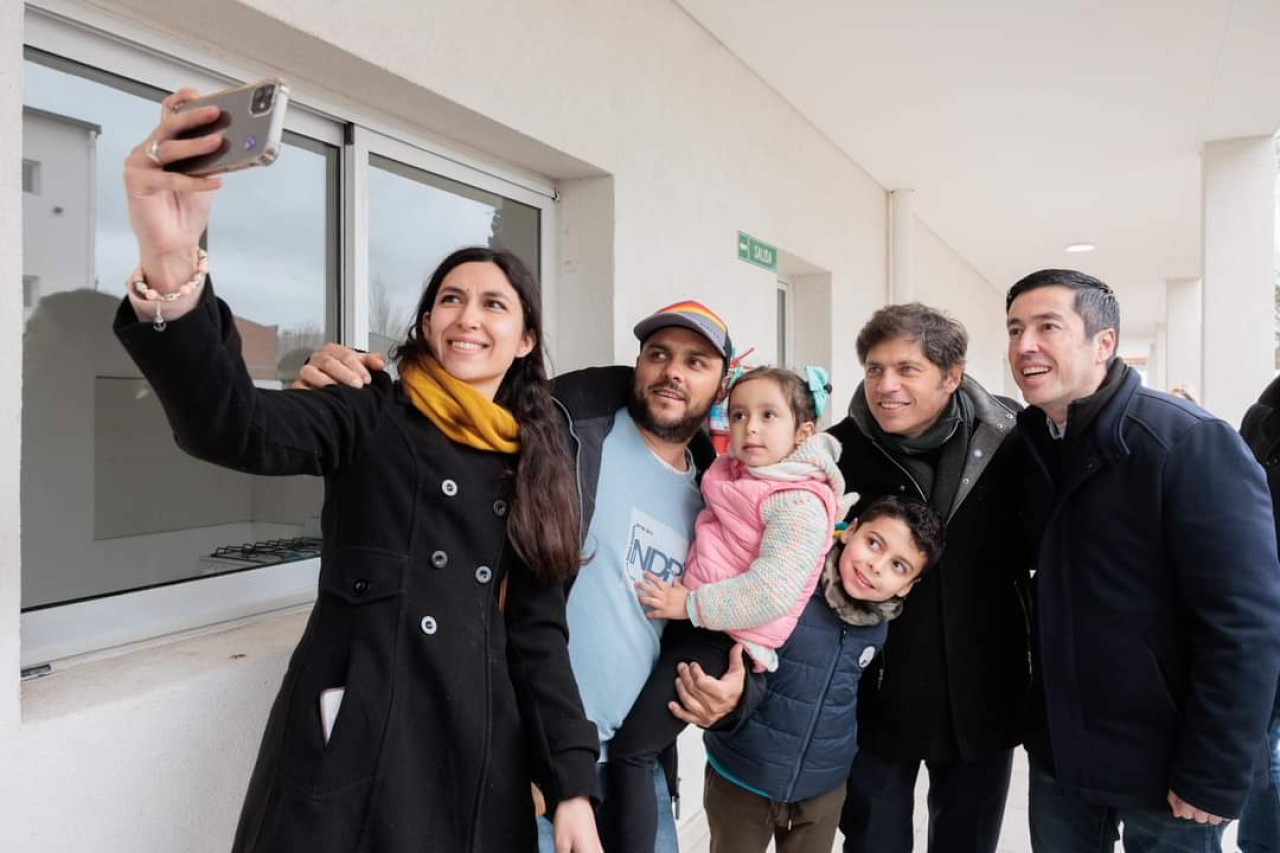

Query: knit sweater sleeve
[{"left": 687, "top": 489, "right": 829, "bottom": 631}]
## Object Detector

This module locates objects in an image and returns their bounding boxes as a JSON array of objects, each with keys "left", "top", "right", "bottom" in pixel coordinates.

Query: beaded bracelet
[{"left": 127, "top": 248, "right": 209, "bottom": 331}]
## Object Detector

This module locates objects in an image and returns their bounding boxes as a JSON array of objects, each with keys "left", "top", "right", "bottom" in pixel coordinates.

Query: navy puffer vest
[{"left": 704, "top": 590, "right": 887, "bottom": 803}]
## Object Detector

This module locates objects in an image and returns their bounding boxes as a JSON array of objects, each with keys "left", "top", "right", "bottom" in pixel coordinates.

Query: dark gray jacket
[
  {"left": 550, "top": 365, "right": 717, "bottom": 805},
  {"left": 828, "top": 376, "right": 1030, "bottom": 761}
]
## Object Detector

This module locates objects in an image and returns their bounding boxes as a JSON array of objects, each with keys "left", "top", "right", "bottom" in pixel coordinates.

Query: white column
[
  {"left": 889, "top": 189, "right": 914, "bottom": 303},
  {"left": 1165, "top": 277, "right": 1202, "bottom": 397},
  {"left": 1201, "top": 136, "right": 1276, "bottom": 426},
  {"left": 1150, "top": 322, "right": 1168, "bottom": 391}
]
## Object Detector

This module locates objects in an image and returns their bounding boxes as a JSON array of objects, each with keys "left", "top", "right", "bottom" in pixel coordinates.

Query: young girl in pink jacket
[{"left": 599, "top": 366, "right": 852, "bottom": 852}]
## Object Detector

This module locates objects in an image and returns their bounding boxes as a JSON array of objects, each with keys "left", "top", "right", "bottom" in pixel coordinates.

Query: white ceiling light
[{"left": 1064, "top": 243, "right": 1096, "bottom": 253}]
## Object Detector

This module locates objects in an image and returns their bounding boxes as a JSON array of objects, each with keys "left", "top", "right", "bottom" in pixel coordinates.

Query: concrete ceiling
[{"left": 677, "top": 0, "right": 1280, "bottom": 345}]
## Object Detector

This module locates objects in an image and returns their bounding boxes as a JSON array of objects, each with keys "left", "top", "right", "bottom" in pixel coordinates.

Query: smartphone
[
  {"left": 319, "top": 686, "right": 344, "bottom": 745},
  {"left": 165, "top": 78, "right": 289, "bottom": 176}
]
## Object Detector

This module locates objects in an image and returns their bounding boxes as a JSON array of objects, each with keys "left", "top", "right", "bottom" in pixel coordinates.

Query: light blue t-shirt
[{"left": 565, "top": 407, "right": 703, "bottom": 752}]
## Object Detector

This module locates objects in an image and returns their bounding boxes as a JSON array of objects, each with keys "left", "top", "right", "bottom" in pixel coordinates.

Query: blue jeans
[
  {"left": 1028, "top": 756, "right": 1224, "bottom": 853},
  {"left": 537, "top": 761, "right": 679, "bottom": 853},
  {"left": 1238, "top": 682, "right": 1280, "bottom": 853}
]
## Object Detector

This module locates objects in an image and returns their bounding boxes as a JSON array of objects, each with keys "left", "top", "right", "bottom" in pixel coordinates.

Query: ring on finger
[{"left": 145, "top": 139, "right": 162, "bottom": 165}]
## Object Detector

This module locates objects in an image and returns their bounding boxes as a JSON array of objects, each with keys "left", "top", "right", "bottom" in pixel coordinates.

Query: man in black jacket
[
  {"left": 1007, "top": 269, "right": 1280, "bottom": 851},
  {"left": 831, "top": 304, "right": 1029, "bottom": 853}
]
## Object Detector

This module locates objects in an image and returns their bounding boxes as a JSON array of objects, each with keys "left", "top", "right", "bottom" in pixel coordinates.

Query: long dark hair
[{"left": 394, "top": 247, "right": 581, "bottom": 584}]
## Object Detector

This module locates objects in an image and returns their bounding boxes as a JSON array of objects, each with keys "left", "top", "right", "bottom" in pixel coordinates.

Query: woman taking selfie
[{"left": 115, "top": 88, "right": 601, "bottom": 853}]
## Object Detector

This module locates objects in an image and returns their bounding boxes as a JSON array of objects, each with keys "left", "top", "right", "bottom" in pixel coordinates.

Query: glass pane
[
  {"left": 21, "top": 53, "right": 335, "bottom": 609},
  {"left": 367, "top": 153, "right": 540, "bottom": 359},
  {"left": 210, "top": 130, "right": 337, "bottom": 382}
]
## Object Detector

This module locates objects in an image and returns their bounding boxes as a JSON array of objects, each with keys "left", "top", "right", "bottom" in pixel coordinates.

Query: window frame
[
  {"left": 346, "top": 127, "right": 559, "bottom": 353},
  {"left": 20, "top": 3, "right": 560, "bottom": 668},
  {"left": 776, "top": 276, "right": 794, "bottom": 366}
]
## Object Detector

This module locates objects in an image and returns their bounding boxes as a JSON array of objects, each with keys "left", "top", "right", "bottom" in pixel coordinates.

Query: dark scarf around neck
[
  {"left": 855, "top": 386, "right": 974, "bottom": 517},
  {"left": 1061, "top": 359, "right": 1127, "bottom": 441}
]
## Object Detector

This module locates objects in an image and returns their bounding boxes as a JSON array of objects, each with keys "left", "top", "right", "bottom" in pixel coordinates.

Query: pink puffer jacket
[{"left": 683, "top": 436, "right": 841, "bottom": 655}]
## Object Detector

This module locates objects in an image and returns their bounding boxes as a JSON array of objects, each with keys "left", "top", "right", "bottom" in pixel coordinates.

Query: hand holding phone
[{"left": 165, "top": 78, "right": 289, "bottom": 176}]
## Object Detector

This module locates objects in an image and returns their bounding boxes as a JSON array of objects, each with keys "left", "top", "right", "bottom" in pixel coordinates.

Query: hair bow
[{"left": 804, "top": 365, "right": 832, "bottom": 420}]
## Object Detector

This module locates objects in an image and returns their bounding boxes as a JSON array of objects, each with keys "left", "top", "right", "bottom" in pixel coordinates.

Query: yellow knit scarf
[{"left": 400, "top": 357, "right": 520, "bottom": 454}]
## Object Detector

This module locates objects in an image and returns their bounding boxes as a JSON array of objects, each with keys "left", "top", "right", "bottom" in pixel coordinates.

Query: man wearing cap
[
  {"left": 544, "top": 299, "right": 745, "bottom": 851},
  {"left": 297, "top": 300, "right": 747, "bottom": 853}
]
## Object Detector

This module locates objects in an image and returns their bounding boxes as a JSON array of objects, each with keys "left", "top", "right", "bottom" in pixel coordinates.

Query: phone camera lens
[{"left": 251, "top": 85, "right": 275, "bottom": 115}]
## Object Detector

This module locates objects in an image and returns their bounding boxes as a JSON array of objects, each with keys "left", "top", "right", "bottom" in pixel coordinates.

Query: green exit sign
[{"left": 737, "top": 231, "right": 777, "bottom": 272}]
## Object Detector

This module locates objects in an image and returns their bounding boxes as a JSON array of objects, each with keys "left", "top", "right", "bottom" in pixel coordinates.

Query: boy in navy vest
[{"left": 702, "top": 495, "right": 945, "bottom": 852}]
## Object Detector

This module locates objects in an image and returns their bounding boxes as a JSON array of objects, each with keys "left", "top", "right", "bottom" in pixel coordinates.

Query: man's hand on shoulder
[
  {"left": 291, "top": 343, "right": 385, "bottom": 390},
  {"left": 1166, "top": 790, "right": 1225, "bottom": 826},
  {"left": 667, "top": 643, "right": 746, "bottom": 728}
]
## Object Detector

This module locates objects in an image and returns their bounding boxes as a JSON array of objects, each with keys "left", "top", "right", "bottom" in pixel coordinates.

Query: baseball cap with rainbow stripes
[{"left": 633, "top": 300, "right": 733, "bottom": 362}]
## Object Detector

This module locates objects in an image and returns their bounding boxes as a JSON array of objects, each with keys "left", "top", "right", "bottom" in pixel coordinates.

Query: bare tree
[{"left": 370, "top": 272, "right": 401, "bottom": 341}]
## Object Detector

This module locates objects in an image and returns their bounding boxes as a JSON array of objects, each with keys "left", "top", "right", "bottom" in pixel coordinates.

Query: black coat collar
[
  {"left": 1242, "top": 373, "right": 1280, "bottom": 466},
  {"left": 1019, "top": 364, "right": 1140, "bottom": 503},
  {"left": 1019, "top": 364, "right": 1138, "bottom": 456}
]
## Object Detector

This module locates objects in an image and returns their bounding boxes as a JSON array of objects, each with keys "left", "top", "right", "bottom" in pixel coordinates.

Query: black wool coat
[
  {"left": 1242, "top": 373, "right": 1280, "bottom": 544},
  {"left": 827, "top": 376, "right": 1031, "bottom": 762},
  {"left": 115, "top": 285, "right": 599, "bottom": 852},
  {"left": 1015, "top": 365, "right": 1280, "bottom": 817}
]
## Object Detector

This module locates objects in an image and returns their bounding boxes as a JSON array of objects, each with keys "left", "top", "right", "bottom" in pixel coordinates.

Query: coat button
[
  {"left": 441, "top": 479, "right": 458, "bottom": 497},
  {"left": 420, "top": 616, "right": 438, "bottom": 635},
  {"left": 475, "top": 565, "right": 492, "bottom": 584},
  {"left": 898, "top": 485, "right": 906, "bottom": 492},
  {"left": 352, "top": 578, "right": 370, "bottom": 596},
  {"left": 493, "top": 499, "right": 508, "bottom": 517},
  {"left": 431, "top": 550, "right": 448, "bottom": 569}
]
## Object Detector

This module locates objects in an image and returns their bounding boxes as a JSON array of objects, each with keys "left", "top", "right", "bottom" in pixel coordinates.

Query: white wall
[
  {"left": 1, "top": 0, "right": 24, "bottom": 733},
  {"left": 912, "top": 218, "right": 1011, "bottom": 396},
  {"left": 1201, "top": 136, "right": 1276, "bottom": 426},
  {"left": 0, "top": 1, "right": 997, "bottom": 848},
  {"left": 791, "top": 271, "right": 835, "bottom": 416},
  {"left": 21, "top": 111, "right": 94, "bottom": 301},
  {"left": 555, "top": 175, "right": 616, "bottom": 373}
]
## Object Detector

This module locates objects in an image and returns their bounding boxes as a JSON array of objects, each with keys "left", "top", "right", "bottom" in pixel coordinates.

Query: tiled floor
[{"left": 677, "top": 747, "right": 1242, "bottom": 852}]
